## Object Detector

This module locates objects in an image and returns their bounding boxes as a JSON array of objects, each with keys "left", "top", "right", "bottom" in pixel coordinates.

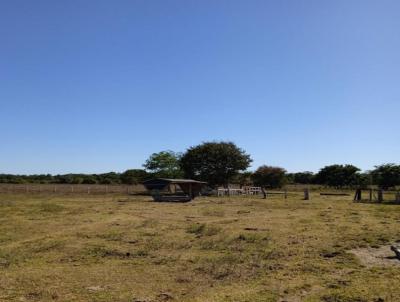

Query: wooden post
[
  {"left": 87, "top": 186, "right": 90, "bottom": 194},
  {"left": 105, "top": 185, "right": 108, "bottom": 194},
  {"left": 377, "top": 189, "right": 383, "bottom": 202},
  {"left": 353, "top": 189, "right": 362, "bottom": 202},
  {"left": 304, "top": 188, "right": 310, "bottom": 200},
  {"left": 71, "top": 185, "right": 74, "bottom": 193},
  {"left": 261, "top": 187, "right": 266, "bottom": 199},
  {"left": 189, "top": 183, "right": 193, "bottom": 200},
  {"left": 396, "top": 192, "right": 400, "bottom": 204},
  {"left": 369, "top": 189, "right": 373, "bottom": 202},
  {"left": 284, "top": 189, "right": 287, "bottom": 199}
]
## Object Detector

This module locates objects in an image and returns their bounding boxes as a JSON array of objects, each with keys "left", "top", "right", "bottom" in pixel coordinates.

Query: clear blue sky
[{"left": 1, "top": 0, "right": 399, "bottom": 174}]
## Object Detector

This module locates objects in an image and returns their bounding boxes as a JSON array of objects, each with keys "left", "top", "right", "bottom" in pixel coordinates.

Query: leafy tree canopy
[
  {"left": 120, "top": 169, "right": 149, "bottom": 185},
  {"left": 180, "top": 141, "right": 252, "bottom": 187},
  {"left": 233, "top": 171, "right": 254, "bottom": 186},
  {"left": 370, "top": 164, "right": 400, "bottom": 189},
  {"left": 287, "top": 172, "right": 315, "bottom": 184},
  {"left": 143, "top": 150, "right": 183, "bottom": 178},
  {"left": 315, "top": 164, "right": 360, "bottom": 188},
  {"left": 251, "top": 165, "right": 287, "bottom": 189}
]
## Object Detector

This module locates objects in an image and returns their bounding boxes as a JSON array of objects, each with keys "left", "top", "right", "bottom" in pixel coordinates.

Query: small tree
[
  {"left": 370, "top": 164, "right": 400, "bottom": 189},
  {"left": 143, "top": 150, "right": 183, "bottom": 178},
  {"left": 180, "top": 141, "right": 252, "bottom": 187},
  {"left": 251, "top": 165, "right": 287, "bottom": 198},
  {"left": 315, "top": 164, "right": 360, "bottom": 188},
  {"left": 120, "top": 169, "right": 149, "bottom": 185}
]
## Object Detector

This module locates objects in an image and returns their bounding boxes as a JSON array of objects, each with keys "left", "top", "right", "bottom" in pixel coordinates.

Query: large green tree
[
  {"left": 251, "top": 165, "right": 287, "bottom": 197},
  {"left": 180, "top": 141, "right": 252, "bottom": 187},
  {"left": 143, "top": 150, "right": 183, "bottom": 178},
  {"left": 315, "top": 164, "right": 360, "bottom": 188},
  {"left": 370, "top": 164, "right": 400, "bottom": 189}
]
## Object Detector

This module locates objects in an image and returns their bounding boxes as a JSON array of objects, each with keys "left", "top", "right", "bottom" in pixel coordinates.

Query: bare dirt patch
[{"left": 349, "top": 245, "right": 400, "bottom": 267}]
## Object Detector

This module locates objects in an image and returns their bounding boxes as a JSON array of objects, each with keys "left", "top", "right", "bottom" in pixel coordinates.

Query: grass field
[{"left": 1, "top": 193, "right": 400, "bottom": 302}]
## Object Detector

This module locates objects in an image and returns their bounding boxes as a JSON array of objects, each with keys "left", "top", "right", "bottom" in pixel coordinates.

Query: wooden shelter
[{"left": 142, "top": 178, "right": 207, "bottom": 202}]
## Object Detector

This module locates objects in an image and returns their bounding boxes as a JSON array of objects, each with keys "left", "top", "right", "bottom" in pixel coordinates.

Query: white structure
[{"left": 217, "top": 186, "right": 262, "bottom": 196}]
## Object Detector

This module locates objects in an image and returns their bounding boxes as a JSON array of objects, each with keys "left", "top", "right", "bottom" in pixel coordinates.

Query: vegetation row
[{"left": 1, "top": 141, "right": 399, "bottom": 189}]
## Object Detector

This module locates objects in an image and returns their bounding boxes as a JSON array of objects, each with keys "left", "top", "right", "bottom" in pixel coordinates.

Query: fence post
[
  {"left": 377, "top": 189, "right": 383, "bottom": 202},
  {"left": 369, "top": 189, "right": 373, "bottom": 202},
  {"left": 261, "top": 187, "right": 267, "bottom": 199},
  {"left": 284, "top": 189, "right": 287, "bottom": 199},
  {"left": 396, "top": 192, "right": 400, "bottom": 204},
  {"left": 304, "top": 188, "right": 310, "bottom": 200},
  {"left": 353, "top": 189, "right": 362, "bottom": 202}
]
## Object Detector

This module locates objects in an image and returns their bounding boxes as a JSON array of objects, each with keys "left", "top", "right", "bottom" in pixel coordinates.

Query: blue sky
[{"left": 1, "top": 0, "right": 399, "bottom": 174}]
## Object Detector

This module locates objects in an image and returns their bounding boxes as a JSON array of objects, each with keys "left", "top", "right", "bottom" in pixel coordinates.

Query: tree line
[{"left": 1, "top": 141, "right": 399, "bottom": 189}]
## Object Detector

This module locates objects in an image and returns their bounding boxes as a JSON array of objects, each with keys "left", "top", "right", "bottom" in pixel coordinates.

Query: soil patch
[{"left": 349, "top": 245, "right": 400, "bottom": 267}]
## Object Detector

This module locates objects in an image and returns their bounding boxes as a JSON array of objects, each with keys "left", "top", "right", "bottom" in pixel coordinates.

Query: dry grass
[{"left": 1, "top": 193, "right": 400, "bottom": 301}]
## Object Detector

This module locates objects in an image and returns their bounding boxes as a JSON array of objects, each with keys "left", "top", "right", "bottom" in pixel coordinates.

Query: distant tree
[
  {"left": 120, "top": 169, "right": 149, "bottom": 184},
  {"left": 251, "top": 165, "right": 287, "bottom": 198},
  {"left": 353, "top": 172, "right": 372, "bottom": 188},
  {"left": 285, "top": 173, "right": 294, "bottom": 184},
  {"left": 234, "top": 171, "right": 254, "bottom": 187},
  {"left": 143, "top": 150, "right": 183, "bottom": 178},
  {"left": 370, "top": 164, "right": 400, "bottom": 189},
  {"left": 292, "top": 172, "right": 315, "bottom": 184},
  {"left": 27, "top": 174, "right": 54, "bottom": 184},
  {"left": 81, "top": 175, "right": 98, "bottom": 184},
  {"left": 55, "top": 174, "right": 74, "bottom": 184},
  {"left": 180, "top": 141, "right": 252, "bottom": 187},
  {"left": 70, "top": 175, "right": 84, "bottom": 184},
  {"left": 0, "top": 174, "right": 27, "bottom": 184},
  {"left": 97, "top": 172, "right": 121, "bottom": 184},
  {"left": 315, "top": 164, "right": 360, "bottom": 188}
]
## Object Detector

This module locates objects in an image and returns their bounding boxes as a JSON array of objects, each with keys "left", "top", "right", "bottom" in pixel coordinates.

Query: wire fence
[{"left": 0, "top": 184, "right": 147, "bottom": 194}]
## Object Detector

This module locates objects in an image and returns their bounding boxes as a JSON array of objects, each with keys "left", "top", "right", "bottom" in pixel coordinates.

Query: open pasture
[{"left": 1, "top": 193, "right": 400, "bottom": 302}]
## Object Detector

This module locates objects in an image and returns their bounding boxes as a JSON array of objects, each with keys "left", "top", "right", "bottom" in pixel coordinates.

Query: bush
[{"left": 251, "top": 165, "right": 287, "bottom": 189}]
